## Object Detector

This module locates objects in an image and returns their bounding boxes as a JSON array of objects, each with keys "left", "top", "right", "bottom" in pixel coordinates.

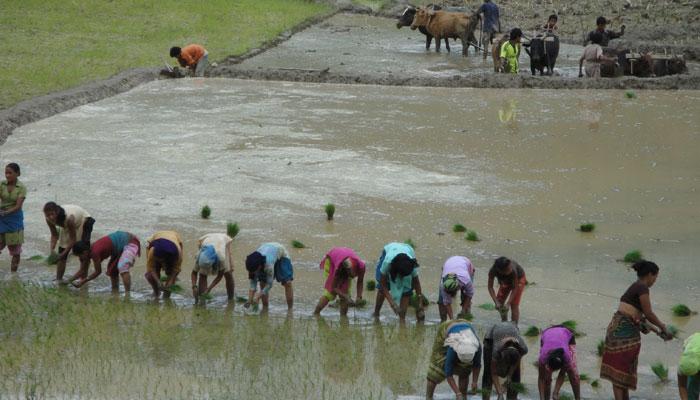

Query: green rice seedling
[
  {"left": 479, "top": 303, "right": 496, "bottom": 310},
  {"left": 324, "top": 203, "right": 335, "bottom": 221},
  {"left": 559, "top": 393, "right": 574, "bottom": 400},
  {"left": 672, "top": 304, "right": 694, "bottom": 317},
  {"left": 169, "top": 284, "right": 183, "bottom": 293},
  {"left": 465, "top": 230, "right": 480, "bottom": 242},
  {"left": 561, "top": 320, "right": 577, "bottom": 332},
  {"left": 625, "top": 90, "right": 637, "bottom": 99},
  {"left": 651, "top": 362, "right": 668, "bottom": 382},
  {"left": 452, "top": 224, "right": 467, "bottom": 233},
  {"left": 409, "top": 293, "right": 429, "bottom": 309},
  {"left": 579, "top": 223, "right": 595, "bottom": 232},
  {"left": 457, "top": 311, "right": 473, "bottom": 321},
  {"left": 623, "top": 250, "right": 643, "bottom": 263},
  {"left": 597, "top": 339, "right": 605, "bottom": 356},
  {"left": 404, "top": 238, "right": 415, "bottom": 249},
  {"left": 200, "top": 205, "right": 211, "bottom": 219},
  {"left": 291, "top": 240, "right": 305, "bottom": 249},
  {"left": 366, "top": 280, "right": 376, "bottom": 291},
  {"left": 591, "top": 379, "right": 600, "bottom": 388},
  {"left": 579, "top": 373, "right": 589, "bottom": 382},
  {"left": 235, "top": 296, "right": 248, "bottom": 303},
  {"left": 354, "top": 299, "right": 368, "bottom": 308},
  {"left": 46, "top": 253, "right": 59, "bottom": 265},
  {"left": 667, "top": 324, "right": 679, "bottom": 338},
  {"left": 524, "top": 326, "right": 540, "bottom": 337},
  {"left": 199, "top": 293, "right": 213, "bottom": 301},
  {"left": 507, "top": 382, "right": 527, "bottom": 394},
  {"left": 28, "top": 255, "right": 44, "bottom": 261},
  {"left": 226, "top": 222, "right": 239, "bottom": 239}
]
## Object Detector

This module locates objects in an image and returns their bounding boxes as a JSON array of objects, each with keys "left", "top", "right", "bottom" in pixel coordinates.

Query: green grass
[
  {"left": 351, "top": 0, "right": 391, "bottom": 11},
  {"left": 651, "top": 362, "right": 668, "bottom": 381},
  {"left": 366, "top": 279, "right": 376, "bottom": 291},
  {"left": 623, "top": 250, "right": 643, "bottom": 263},
  {"left": 291, "top": 240, "right": 305, "bottom": 249},
  {"left": 0, "top": 0, "right": 331, "bottom": 110},
  {"left": 579, "top": 223, "right": 595, "bottom": 232},
  {"left": 672, "top": 304, "right": 694, "bottom": 317},
  {"left": 465, "top": 230, "right": 480, "bottom": 242},
  {"left": 324, "top": 203, "right": 335, "bottom": 221},
  {"left": 452, "top": 224, "right": 467, "bottom": 233},
  {"left": 524, "top": 326, "right": 540, "bottom": 337},
  {"left": 226, "top": 222, "right": 239, "bottom": 239},
  {"left": 200, "top": 205, "right": 211, "bottom": 219}
]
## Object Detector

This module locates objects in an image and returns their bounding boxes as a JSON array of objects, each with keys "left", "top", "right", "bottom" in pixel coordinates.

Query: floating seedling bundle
[
  {"left": 578, "top": 223, "right": 595, "bottom": 232},
  {"left": 672, "top": 304, "right": 696, "bottom": 317},
  {"left": 651, "top": 362, "right": 668, "bottom": 382},
  {"left": 324, "top": 203, "right": 335, "bottom": 220},
  {"left": 291, "top": 240, "right": 305, "bottom": 249},
  {"left": 366, "top": 280, "right": 376, "bottom": 291},
  {"left": 623, "top": 250, "right": 643, "bottom": 263},
  {"left": 453, "top": 224, "right": 467, "bottom": 233},
  {"left": 200, "top": 205, "right": 211, "bottom": 219},
  {"left": 227, "top": 222, "right": 239, "bottom": 239},
  {"left": 524, "top": 326, "right": 540, "bottom": 337}
]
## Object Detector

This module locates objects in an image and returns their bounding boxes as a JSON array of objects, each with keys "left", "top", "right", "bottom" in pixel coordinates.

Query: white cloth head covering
[{"left": 444, "top": 328, "right": 480, "bottom": 363}]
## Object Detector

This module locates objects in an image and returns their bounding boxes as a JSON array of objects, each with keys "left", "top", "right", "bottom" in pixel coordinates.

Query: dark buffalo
[
  {"left": 397, "top": 5, "right": 448, "bottom": 50},
  {"left": 525, "top": 34, "right": 559, "bottom": 75},
  {"left": 601, "top": 49, "right": 687, "bottom": 77}
]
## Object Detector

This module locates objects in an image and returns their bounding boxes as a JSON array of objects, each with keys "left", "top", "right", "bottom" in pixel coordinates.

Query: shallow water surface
[{"left": 1, "top": 78, "right": 699, "bottom": 399}]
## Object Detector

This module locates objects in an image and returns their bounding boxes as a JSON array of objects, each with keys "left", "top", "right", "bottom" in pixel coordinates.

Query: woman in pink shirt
[
  {"left": 314, "top": 247, "right": 365, "bottom": 316},
  {"left": 538, "top": 325, "right": 580, "bottom": 400}
]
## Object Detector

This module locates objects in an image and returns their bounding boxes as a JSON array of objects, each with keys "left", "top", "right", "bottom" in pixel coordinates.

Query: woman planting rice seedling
[
  {"left": 245, "top": 242, "right": 294, "bottom": 311},
  {"left": 191, "top": 233, "right": 235, "bottom": 303},
  {"left": 538, "top": 325, "right": 581, "bottom": 400},
  {"left": 144, "top": 230, "right": 184, "bottom": 298},
  {"left": 600, "top": 260, "right": 673, "bottom": 400},
  {"left": 43, "top": 201, "right": 95, "bottom": 281},
  {"left": 372, "top": 242, "right": 424, "bottom": 323},
  {"left": 70, "top": 231, "right": 141, "bottom": 292},
  {"left": 487, "top": 256, "right": 527, "bottom": 325},
  {"left": 481, "top": 321, "right": 529, "bottom": 400},
  {"left": 426, "top": 318, "right": 482, "bottom": 400},
  {"left": 0, "top": 163, "right": 26, "bottom": 272},
  {"left": 437, "top": 256, "right": 476, "bottom": 322},
  {"left": 314, "top": 247, "right": 365, "bottom": 317}
]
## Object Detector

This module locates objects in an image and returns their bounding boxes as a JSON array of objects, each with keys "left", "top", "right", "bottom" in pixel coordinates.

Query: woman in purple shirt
[{"left": 538, "top": 325, "right": 580, "bottom": 400}]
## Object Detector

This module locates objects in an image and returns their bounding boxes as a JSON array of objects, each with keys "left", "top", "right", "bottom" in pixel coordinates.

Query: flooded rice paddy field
[
  {"left": 219, "top": 13, "right": 699, "bottom": 80},
  {"left": 1, "top": 78, "right": 699, "bottom": 399}
]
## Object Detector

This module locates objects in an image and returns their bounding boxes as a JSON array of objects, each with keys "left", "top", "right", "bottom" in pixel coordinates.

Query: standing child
[
  {"left": 0, "top": 163, "right": 26, "bottom": 272},
  {"left": 314, "top": 247, "right": 365, "bottom": 316}
]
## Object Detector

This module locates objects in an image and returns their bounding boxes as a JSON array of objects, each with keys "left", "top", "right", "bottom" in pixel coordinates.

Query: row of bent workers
[{"left": 31, "top": 202, "right": 700, "bottom": 400}]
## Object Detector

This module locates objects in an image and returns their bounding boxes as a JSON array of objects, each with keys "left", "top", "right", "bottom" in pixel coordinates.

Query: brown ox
[
  {"left": 410, "top": 8, "right": 479, "bottom": 56},
  {"left": 491, "top": 34, "right": 509, "bottom": 72}
]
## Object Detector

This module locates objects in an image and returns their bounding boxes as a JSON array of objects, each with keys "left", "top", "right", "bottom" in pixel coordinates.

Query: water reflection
[
  {"left": 317, "top": 317, "right": 365, "bottom": 384},
  {"left": 498, "top": 99, "right": 519, "bottom": 133}
]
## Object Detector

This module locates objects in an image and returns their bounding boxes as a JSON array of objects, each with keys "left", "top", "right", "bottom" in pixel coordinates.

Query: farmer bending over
[
  {"left": 314, "top": 247, "right": 365, "bottom": 316},
  {"left": 191, "top": 233, "right": 235, "bottom": 303},
  {"left": 71, "top": 231, "right": 140, "bottom": 292},
  {"left": 438, "top": 256, "right": 476, "bottom": 322},
  {"left": 372, "top": 242, "right": 425, "bottom": 323},
  {"left": 245, "top": 242, "right": 294, "bottom": 311},
  {"left": 482, "top": 321, "right": 529, "bottom": 400},
  {"left": 426, "top": 319, "right": 482, "bottom": 399},
  {"left": 538, "top": 325, "right": 581, "bottom": 400},
  {"left": 487, "top": 256, "right": 527, "bottom": 325},
  {"left": 170, "top": 44, "right": 209, "bottom": 77},
  {"left": 43, "top": 202, "right": 95, "bottom": 281},
  {"left": 144, "top": 230, "right": 183, "bottom": 298}
]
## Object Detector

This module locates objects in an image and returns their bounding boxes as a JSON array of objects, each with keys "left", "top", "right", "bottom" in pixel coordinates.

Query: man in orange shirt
[{"left": 169, "top": 44, "right": 209, "bottom": 77}]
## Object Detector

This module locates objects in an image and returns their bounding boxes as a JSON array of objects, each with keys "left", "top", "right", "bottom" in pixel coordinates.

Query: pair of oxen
[{"left": 397, "top": 4, "right": 560, "bottom": 76}]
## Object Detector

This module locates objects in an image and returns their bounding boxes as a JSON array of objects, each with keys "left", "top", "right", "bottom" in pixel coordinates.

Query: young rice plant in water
[
  {"left": 579, "top": 223, "right": 595, "bottom": 232},
  {"left": 324, "top": 203, "right": 335, "bottom": 220},
  {"left": 651, "top": 362, "right": 668, "bottom": 381},
  {"left": 524, "top": 326, "right": 540, "bottom": 337},
  {"left": 465, "top": 230, "right": 480, "bottom": 242},
  {"left": 672, "top": 304, "right": 694, "bottom": 317},
  {"left": 453, "top": 224, "right": 467, "bottom": 233},
  {"left": 623, "top": 250, "right": 643, "bottom": 263},
  {"left": 227, "top": 222, "right": 239, "bottom": 239},
  {"left": 291, "top": 240, "right": 305, "bottom": 249},
  {"left": 201, "top": 205, "right": 211, "bottom": 219}
]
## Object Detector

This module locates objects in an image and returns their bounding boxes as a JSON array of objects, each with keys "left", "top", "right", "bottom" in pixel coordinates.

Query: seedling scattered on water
[
  {"left": 507, "top": 382, "right": 527, "bottom": 394},
  {"left": 651, "top": 362, "right": 668, "bottom": 382},
  {"left": 324, "top": 203, "right": 335, "bottom": 221},
  {"left": 409, "top": 293, "right": 429, "bottom": 309},
  {"left": 479, "top": 303, "right": 496, "bottom": 310},
  {"left": 354, "top": 298, "right": 368, "bottom": 308},
  {"left": 453, "top": 224, "right": 467, "bottom": 233},
  {"left": 46, "top": 253, "right": 59, "bottom": 265},
  {"left": 199, "top": 292, "right": 213, "bottom": 301},
  {"left": 200, "top": 205, "right": 211, "bottom": 219},
  {"left": 672, "top": 304, "right": 695, "bottom": 317},
  {"left": 465, "top": 230, "right": 480, "bottom": 242},
  {"left": 579, "top": 373, "right": 590, "bottom": 382},
  {"left": 561, "top": 320, "right": 584, "bottom": 337},
  {"left": 579, "top": 223, "right": 595, "bottom": 232},
  {"left": 291, "top": 240, "right": 305, "bottom": 249},
  {"left": 623, "top": 250, "right": 643, "bottom": 263},
  {"left": 597, "top": 339, "right": 605, "bottom": 357},
  {"left": 625, "top": 90, "right": 637, "bottom": 99},
  {"left": 591, "top": 379, "right": 600, "bottom": 388},
  {"left": 28, "top": 255, "right": 44, "bottom": 261},
  {"left": 366, "top": 280, "right": 376, "bottom": 291},
  {"left": 226, "top": 222, "right": 239, "bottom": 239},
  {"left": 404, "top": 238, "right": 415, "bottom": 249},
  {"left": 168, "top": 284, "right": 183, "bottom": 293},
  {"left": 524, "top": 326, "right": 540, "bottom": 337}
]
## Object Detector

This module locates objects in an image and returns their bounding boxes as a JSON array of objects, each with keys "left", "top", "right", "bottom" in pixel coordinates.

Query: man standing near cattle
[
  {"left": 585, "top": 17, "right": 625, "bottom": 47},
  {"left": 500, "top": 28, "right": 523, "bottom": 74},
  {"left": 477, "top": 0, "right": 501, "bottom": 59}
]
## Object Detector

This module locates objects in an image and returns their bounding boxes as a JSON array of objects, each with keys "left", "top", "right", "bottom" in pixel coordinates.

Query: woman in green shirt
[{"left": 0, "top": 163, "right": 27, "bottom": 272}]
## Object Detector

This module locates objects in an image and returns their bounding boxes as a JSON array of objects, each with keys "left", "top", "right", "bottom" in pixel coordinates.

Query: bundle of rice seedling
[
  {"left": 453, "top": 224, "right": 467, "bottom": 233},
  {"left": 579, "top": 223, "right": 595, "bottom": 232},
  {"left": 672, "top": 304, "right": 694, "bottom": 317},
  {"left": 291, "top": 240, "right": 305, "bottom": 249},
  {"left": 524, "top": 326, "right": 540, "bottom": 337},
  {"left": 651, "top": 362, "right": 668, "bottom": 382},
  {"left": 226, "top": 222, "right": 239, "bottom": 239},
  {"left": 465, "top": 230, "right": 480, "bottom": 242},
  {"left": 324, "top": 203, "right": 335, "bottom": 221},
  {"left": 366, "top": 280, "right": 376, "bottom": 291},
  {"left": 200, "top": 205, "right": 211, "bottom": 219},
  {"left": 623, "top": 250, "right": 643, "bottom": 263}
]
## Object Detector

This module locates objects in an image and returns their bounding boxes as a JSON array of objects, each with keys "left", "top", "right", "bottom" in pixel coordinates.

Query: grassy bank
[{"left": 0, "top": 0, "right": 331, "bottom": 110}]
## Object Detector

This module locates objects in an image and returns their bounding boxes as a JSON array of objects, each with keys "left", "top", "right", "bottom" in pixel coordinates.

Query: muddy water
[
  {"left": 229, "top": 13, "right": 608, "bottom": 78},
  {"left": 1, "top": 78, "right": 699, "bottom": 399}
]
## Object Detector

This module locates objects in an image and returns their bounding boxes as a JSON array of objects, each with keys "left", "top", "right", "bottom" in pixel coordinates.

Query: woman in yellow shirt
[
  {"left": 0, "top": 163, "right": 26, "bottom": 272},
  {"left": 500, "top": 28, "right": 522, "bottom": 74}
]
